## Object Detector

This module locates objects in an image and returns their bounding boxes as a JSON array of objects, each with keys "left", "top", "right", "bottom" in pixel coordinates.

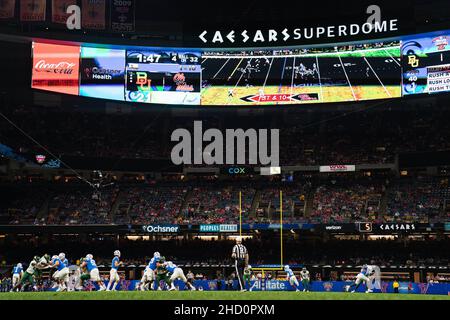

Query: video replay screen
[{"left": 31, "top": 29, "right": 450, "bottom": 106}]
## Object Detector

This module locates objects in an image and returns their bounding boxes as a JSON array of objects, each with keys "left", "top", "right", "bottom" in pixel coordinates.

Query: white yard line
[
  {"left": 364, "top": 56, "right": 392, "bottom": 97},
  {"left": 338, "top": 55, "right": 356, "bottom": 101},
  {"left": 290, "top": 57, "right": 296, "bottom": 102},
  {"left": 213, "top": 58, "right": 231, "bottom": 79},
  {"left": 315, "top": 55, "right": 324, "bottom": 101},
  {"left": 258, "top": 57, "right": 275, "bottom": 105},
  {"left": 228, "top": 58, "right": 244, "bottom": 80},
  {"left": 384, "top": 49, "right": 401, "bottom": 67}
]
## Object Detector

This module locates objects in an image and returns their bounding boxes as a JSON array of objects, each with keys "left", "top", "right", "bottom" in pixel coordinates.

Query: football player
[
  {"left": 11, "top": 263, "right": 23, "bottom": 291},
  {"left": 80, "top": 254, "right": 106, "bottom": 291},
  {"left": 300, "top": 267, "right": 311, "bottom": 292},
  {"left": 243, "top": 265, "right": 252, "bottom": 291},
  {"left": 284, "top": 265, "right": 300, "bottom": 292},
  {"left": 165, "top": 261, "right": 195, "bottom": 291},
  {"left": 74, "top": 257, "right": 90, "bottom": 291},
  {"left": 50, "top": 254, "right": 70, "bottom": 292},
  {"left": 11, "top": 256, "right": 40, "bottom": 292},
  {"left": 155, "top": 256, "right": 171, "bottom": 290},
  {"left": 147, "top": 251, "right": 161, "bottom": 290},
  {"left": 106, "top": 250, "right": 123, "bottom": 291},
  {"left": 346, "top": 264, "right": 371, "bottom": 293}
]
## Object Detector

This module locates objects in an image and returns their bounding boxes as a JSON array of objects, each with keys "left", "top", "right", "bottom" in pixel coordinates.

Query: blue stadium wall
[{"left": 77, "top": 280, "right": 449, "bottom": 295}]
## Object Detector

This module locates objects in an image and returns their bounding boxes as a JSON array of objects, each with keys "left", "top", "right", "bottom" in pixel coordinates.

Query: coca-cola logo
[{"left": 34, "top": 60, "right": 76, "bottom": 74}]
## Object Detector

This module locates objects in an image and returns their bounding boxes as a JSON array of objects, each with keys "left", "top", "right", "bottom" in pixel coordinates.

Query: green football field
[{"left": 0, "top": 291, "right": 449, "bottom": 300}]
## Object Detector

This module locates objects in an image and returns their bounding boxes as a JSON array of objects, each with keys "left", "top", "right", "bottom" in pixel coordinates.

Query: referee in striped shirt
[{"left": 231, "top": 237, "right": 249, "bottom": 291}]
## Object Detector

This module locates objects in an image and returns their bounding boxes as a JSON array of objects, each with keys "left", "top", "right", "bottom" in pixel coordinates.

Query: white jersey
[
  {"left": 37, "top": 256, "right": 50, "bottom": 269},
  {"left": 26, "top": 260, "right": 37, "bottom": 274},
  {"left": 300, "top": 270, "right": 310, "bottom": 280}
]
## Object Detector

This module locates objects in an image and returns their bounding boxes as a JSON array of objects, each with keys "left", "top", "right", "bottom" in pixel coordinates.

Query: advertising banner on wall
[
  {"left": 141, "top": 225, "right": 179, "bottom": 233},
  {"left": 319, "top": 165, "right": 356, "bottom": 172},
  {"left": 80, "top": 46, "right": 126, "bottom": 100},
  {"left": 20, "top": 0, "right": 46, "bottom": 21},
  {"left": 31, "top": 42, "right": 80, "bottom": 95},
  {"left": 110, "top": 0, "right": 135, "bottom": 32},
  {"left": 0, "top": 0, "right": 15, "bottom": 19},
  {"left": 82, "top": 0, "right": 105, "bottom": 30},
  {"left": 52, "top": 0, "right": 74, "bottom": 24},
  {"left": 199, "top": 224, "right": 238, "bottom": 233}
]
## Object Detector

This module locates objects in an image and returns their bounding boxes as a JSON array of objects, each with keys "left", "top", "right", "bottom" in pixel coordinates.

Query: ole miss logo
[
  {"left": 35, "top": 155, "right": 46, "bottom": 164},
  {"left": 432, "top": 36, "right": 448, "bottom": 51}
]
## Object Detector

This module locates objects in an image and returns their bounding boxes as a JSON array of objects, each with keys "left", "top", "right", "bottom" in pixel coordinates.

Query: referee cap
[{"left": 235, "top": 237, "right": 242, "bottom": 244}]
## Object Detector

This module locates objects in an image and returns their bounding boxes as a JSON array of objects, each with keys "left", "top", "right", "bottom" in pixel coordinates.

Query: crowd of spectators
[
  {"left": 2, "top": 104, "right": 450, "bottom": 166},
  {"left": 0, "top": 174, "right": 449, "bottom": 225}
]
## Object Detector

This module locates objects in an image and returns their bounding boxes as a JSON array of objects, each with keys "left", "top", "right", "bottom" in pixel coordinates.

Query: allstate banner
[
  {"left": 110, "top": 0, "right": 135, "bottom": 32},
  {"left": 20, "top": 0, "right": 46, "bottom": 21},
  {"left": 84, "top": 280, "right": 450, "bottom": 295},
  {"left": 82, "top": 0, "right": 105, "bottom": 30},
  {"left": 0, "top": 0, "right": 15, "bottom": 19},
  {"left": 52, "top": 0, "right": 74, "bottom": 24}
]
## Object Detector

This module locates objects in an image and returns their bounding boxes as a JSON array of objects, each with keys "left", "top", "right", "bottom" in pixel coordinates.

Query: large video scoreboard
[{"left": 31, "top": 29, "right": 450, "bottom": 106}]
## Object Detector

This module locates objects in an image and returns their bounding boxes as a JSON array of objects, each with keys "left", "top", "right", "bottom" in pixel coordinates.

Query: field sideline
[{"left": 0, "top": 291, "right": 449, "bottom": 300}]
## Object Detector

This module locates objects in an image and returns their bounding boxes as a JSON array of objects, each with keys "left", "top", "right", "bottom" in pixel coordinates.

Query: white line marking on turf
[
  {"left": 227, "top": 58, "right": 252, "bottom": 105},
  {"left": 315, "top": 55, "right": 323, "bottom": 101},
  {"left": 384, "top": 49, "right": 401, "bottom": 67},
  {"left": 338, "top": 55, "right": 356, "bottom": 101},
  {"left": 290, "top": 57, "right": 296, "bottom": 103},
  {"left": 228, "top": 58, "right": 244, "bottom": 81},
  {"left": 213, "top": 58, "right": 231, "bottom": 79},
  {"left": 258, "top": 57, "right": 274, "bottom": 105},
  {"left": 364, "top": 56, "right": 391, "bottom": 97}
]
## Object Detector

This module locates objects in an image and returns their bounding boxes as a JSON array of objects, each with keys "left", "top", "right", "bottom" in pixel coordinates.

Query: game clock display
[{"left": 125, "top": 50, "right": 202, "bottom": 105}]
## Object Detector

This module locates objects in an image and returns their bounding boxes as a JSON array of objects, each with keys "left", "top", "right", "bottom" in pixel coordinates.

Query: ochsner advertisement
[
  {"left": 31, "top": 42, "right": 80, "bottom": 95},
  {"left": 80, "top": 47, "right": 126, "bottom": 100}
]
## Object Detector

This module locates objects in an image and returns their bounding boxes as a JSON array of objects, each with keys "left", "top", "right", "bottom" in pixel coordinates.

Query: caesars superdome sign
[{"left": 190, "top": 6, "right": 403, "bottom": 47}]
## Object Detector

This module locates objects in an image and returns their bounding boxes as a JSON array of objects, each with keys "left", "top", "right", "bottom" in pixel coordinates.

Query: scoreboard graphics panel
[
  {"left": 402, "top": 32, "right": 450, "bottom": 95},
  {"left": 125, "top": 50, "right": 202, "bottom": 105}
]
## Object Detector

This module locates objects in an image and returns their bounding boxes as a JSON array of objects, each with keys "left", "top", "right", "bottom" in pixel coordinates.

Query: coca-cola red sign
[
  {"left": 32, "top": 42, "right": 80, "bottom": 95},
  {"left": 34, "top": 60, "right": 76, "bottom": 74}
]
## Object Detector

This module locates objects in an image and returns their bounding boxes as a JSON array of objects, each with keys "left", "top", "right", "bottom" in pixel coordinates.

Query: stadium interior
[{"left": 0, "top": 0, "right": 449, "bottom": 297}]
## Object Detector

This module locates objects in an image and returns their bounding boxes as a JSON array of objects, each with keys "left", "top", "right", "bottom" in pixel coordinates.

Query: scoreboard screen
[
  {"left": 30, "top": 29, "right": 450, "bottom": 107},
  {"left": 402, "top": 33, "right": 450, "bottom": 95},
  {"left": 125, "top": 50, "right": 201, "bottom": 105}
]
